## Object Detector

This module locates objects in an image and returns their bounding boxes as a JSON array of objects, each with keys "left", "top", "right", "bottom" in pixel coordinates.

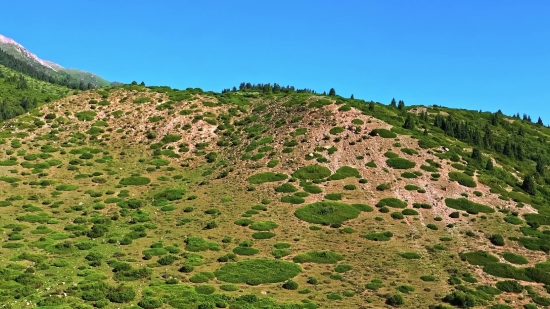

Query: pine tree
[
  {"left": 140, "top": 81, "right": 145, "bottom": 86},
  {"left": 390, "top": 98, "right": 397, "bottom": 108},
  {"left": 402, "top": 114, "right": 415, "bottom": 130},
  {"left": 538, "top": 117, "right": 544, "bottom": 125},
  {"left": 397, "top": 100, "right": 405, "bottom": 110},
  {"left": 485, "top": 159, "right": 494, "bottom": 171},
  {"left": 423, "top": 128, "right": 428, "bottom": 135},
  {"left": 471, "top": 148, "right": 482, "bottom": 162},
  {"left": 536, "top": 158, "right": 545, "bottom": 175},
  {"left": 350, "top": 94, "right": 354, "bottom": 99},
  {"left": 522, "top": 175, "right": 536, "bottom": 195},
  {"left": 368, "top": 102, "right": 375, "bottom": 111},
  {"left": 328, "top": 88, "right": 336, "bottom": 96}
]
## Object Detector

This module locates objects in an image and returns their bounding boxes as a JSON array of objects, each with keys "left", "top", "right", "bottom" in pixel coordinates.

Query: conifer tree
[
  {"left": 471, "top": 148, "right": 482, "bottom": 162},
  {"left": 397, "top": 100, "right": 405, "bottom": 110},
  {"left": 368, "top": 102, "right": 375, "bottom": 111},
  {"left": 328, "top": 88, "right": 336, "bottom": 96},
  {"left": 485, "top": 159, "right": 494, "bottom": 171},
  {"left": 538, "top": 117, "right": 544, "bottom": 125},
  {"left": 390, "top": 98, "right": 397, "bottom": 108},
  {"left": 403, "top": 114, "right": 415, "bottom": 130},
  {"left": 522, "top": 175, "right": 536, "bottom": 195},
  {"left": 350, "top": 94, "right": 354, "bottom": 99}
]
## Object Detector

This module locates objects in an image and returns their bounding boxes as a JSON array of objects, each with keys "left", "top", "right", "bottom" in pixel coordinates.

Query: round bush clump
[
  {"left": 252, "top": 232, "right": 276, "bottom": 239},
  {"left": 293, "top": 250, "right": 343, "bottom": 264},
  {"left": 386, "top": 158, "right": 416, "bottom": 169},
  {"left": 391, "top": 212, "right": 404, "bottom": 220},
  {"left": 282, "top": 280, "right": 299, "bottom": 290},
  {"left": 249, "top": 221, "right": 278, "bottom": 231},
  {"left": 281, "top": 195, "right": 305, "bottom": 204},
  {"left": 376, "top": 198, "right": 407, "bottom": 208},
  {"left": 292, "top": 165, "right": 331, "bottom": 180},
  {"left": 275, "top": 183, "right": 298, "bottom": 193},
  {"left": 402, "top": 209, "right": 419, "bottom": 216},
  {"left": 294, "top": 201, "right": 361, "bottom": 225},
  {"left": 214, "top": 258, "right": 301, "bottom": 284},
  {"left": 399, "top": 252, "right": 421, "bottom": 259},
  {"left": 502, "top": 252, "right": 528, "bottom": 265},
  {"left": 248, "top": 172, "right": 288, "bottom": 184},
  {"left": 119, "top": 176, "right": 151, "bottom": 186},
  {"left": 460, "top": 251, "right": 499, "bottom": 266},
  {"left": 195, "top": 285, "right": 216, "bottom": 295}
]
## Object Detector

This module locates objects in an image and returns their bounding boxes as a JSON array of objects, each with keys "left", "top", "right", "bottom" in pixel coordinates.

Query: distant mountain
[{"left": 0, "top": 33, "right": 109, "bottom": 88}]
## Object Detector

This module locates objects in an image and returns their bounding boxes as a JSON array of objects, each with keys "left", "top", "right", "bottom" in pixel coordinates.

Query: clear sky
[{"left": 2, "top": 1, "right": 549, "bottom": 121}]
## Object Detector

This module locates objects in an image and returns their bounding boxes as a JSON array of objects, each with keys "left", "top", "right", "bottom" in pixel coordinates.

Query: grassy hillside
[
  {"left": 0, "top": 65, "right": 72, "bottom": 120},
  {"left": 1, "top": 84, "right": 550, "bottom": 308}
]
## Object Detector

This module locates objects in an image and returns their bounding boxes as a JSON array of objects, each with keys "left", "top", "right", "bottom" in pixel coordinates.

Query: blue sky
[{"left": 2, "top": 1, "right": 549, "bottom": 121}]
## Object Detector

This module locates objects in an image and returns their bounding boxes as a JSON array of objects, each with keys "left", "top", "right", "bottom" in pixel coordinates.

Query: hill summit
[
  {"left": 1, "top": 83, "right": 550, "bottom": 308},
  {"left": 0, "top": 33, "right": 109, "bottom": 88}
]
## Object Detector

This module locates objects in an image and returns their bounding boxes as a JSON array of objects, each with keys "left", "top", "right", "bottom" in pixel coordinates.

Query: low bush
[
  {"left": 449, "top": 171, "right": 477, "bottom": 188},
  {"left": 502, "top": 252, "right": 528, "bottom": 265},
  {"left": 214, "top": 258, "right": 301, "bottom": 284},
  {"left": 445, "top": 198, "right": 494, "bottom": 213},
  {"left": 292, "top": 164, "right": 331, "bottom": 180},
  {"left": 248, "top": 172, "right": 288, "bottom": 184},
  {"left": 386, "top": 157, "right": 416, "bottom": 169},
  {"left": 364, "top": 231, "right": 393, "bottom": 241},
  {"left": 376, "top": 198, "right": 407, "bottom": 208},
  {"left": 460, "top": 251, "right": 499, "bottom": 266},
  {"left": 293, "top": 250, "right": 343, "bottom": 264},
  {"left": 294, "top": 201, "right": 361, "bottom": 225}
]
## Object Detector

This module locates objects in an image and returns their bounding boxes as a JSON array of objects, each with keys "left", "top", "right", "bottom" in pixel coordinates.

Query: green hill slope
[
  {"left": 0, "top": 84, "right": 550, "bottom": 308},
  {"left": 0, "top": 64, "right": 72, "bottom": 121}
]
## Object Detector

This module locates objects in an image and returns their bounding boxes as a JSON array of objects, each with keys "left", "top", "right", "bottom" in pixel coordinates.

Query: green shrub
[
  {"left": 445, "top": 198, "right": 494, "bottom": 213},
  {"left": 502, "top": 252, "right": 528, "bottom": 265},
  {"left": 119, "top": 176, "right": 151, "bottom": 186},
  {"left": 391, "top": 212, "right": 404, "bottom": 220},
  {"left": 334, "top": 264, "right": 353, "bottom": 273},
  {"left": 214, "top": 258, "right": 301, "bottom": 284},
  {"left": 386, "top": 293, "right": 404, "bottom": 306},
  {"left": 328, "top": 166, "right": 361, "bottom": 180},
  {"left": 185, "top": 237, "right": 220, "bottom": 252},
  {"left": 420, "top": 275, "right": 436, "bottom": 281},
  {"left": 370, "top": 128, "right": 397, "bottom": 138},
  {"left": 329, "top": 126, "right": 344, "bottom": 135},
  {"left": 386, "top": 158, "right": 416, "bottom": 169},
  {"left": 275, "top": 183, "right": 298, "bottom": 193},
  {"left": 294, "top": 201, "right": 361, "bottom": 225},
  {"left": 220, "top": 284, "right": 238, "bottom": 291},
  {"left": 449, "top": 171, "right": 477, "bottom": 187},
  {"left": 324, "top": 193, "right": 342, "bottom": 200},
  {"left": 366, "top": 161, "right": 377, "bottom": 168},
  {"left": 400, "top": 252, "right": 421, "bottom": 259},
  {"left": 376, "top": 198, "right": 407, "bottom": 208},
  {"left": 249, "top": 221, "right": 278, "bottom": 231},
  {"left": 495, "top": 280, "right": 523, "bottom": 293},
  {"left": 482, "top": 263, "right": 530, "bottom": 281},
  {"left": 293, "top": 250, "right": 343, "bottom": 264},
  {"left": 252, "top": 231, "right": 276, "bottom": 239},
  {"left": 504, "top": 216, "right": 523, "bottom": 225},
  {"left": 401, "top": 172, "right": 418, "bottom": 179},
  {"left": 490, "top": 234, "right": 505, "bottom": 246},
  {"left": 292, "top": 165, "right": 331, "bottom": 180},
  {"left": 460, "top": 251, "right": 499, "bottom": 266},
  {"left": 248, "top": 172, "right": 288, "bottom": 184},
  {"left": 282, "top": 280, "right": 299, "bottom": 290},
  {"left": 281, "top": 195, "right": 305, "bottom": 204},
  {"left": 364, "top": 231, "right": 393, "bottom": 241},
  {"left": 189, "top": 272, "right": 215, "bottom": 283},
  {"left": 402, "top": 209, "right": 418, "bottom": 215}
]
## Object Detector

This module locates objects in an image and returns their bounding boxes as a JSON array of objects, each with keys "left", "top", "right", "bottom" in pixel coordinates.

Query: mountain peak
[
  {"left": 0, "top": 33, "right": 64, "bottom": 71},
  {"left": 0, "top": 33, "right": 109, "bottom": 87}
]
